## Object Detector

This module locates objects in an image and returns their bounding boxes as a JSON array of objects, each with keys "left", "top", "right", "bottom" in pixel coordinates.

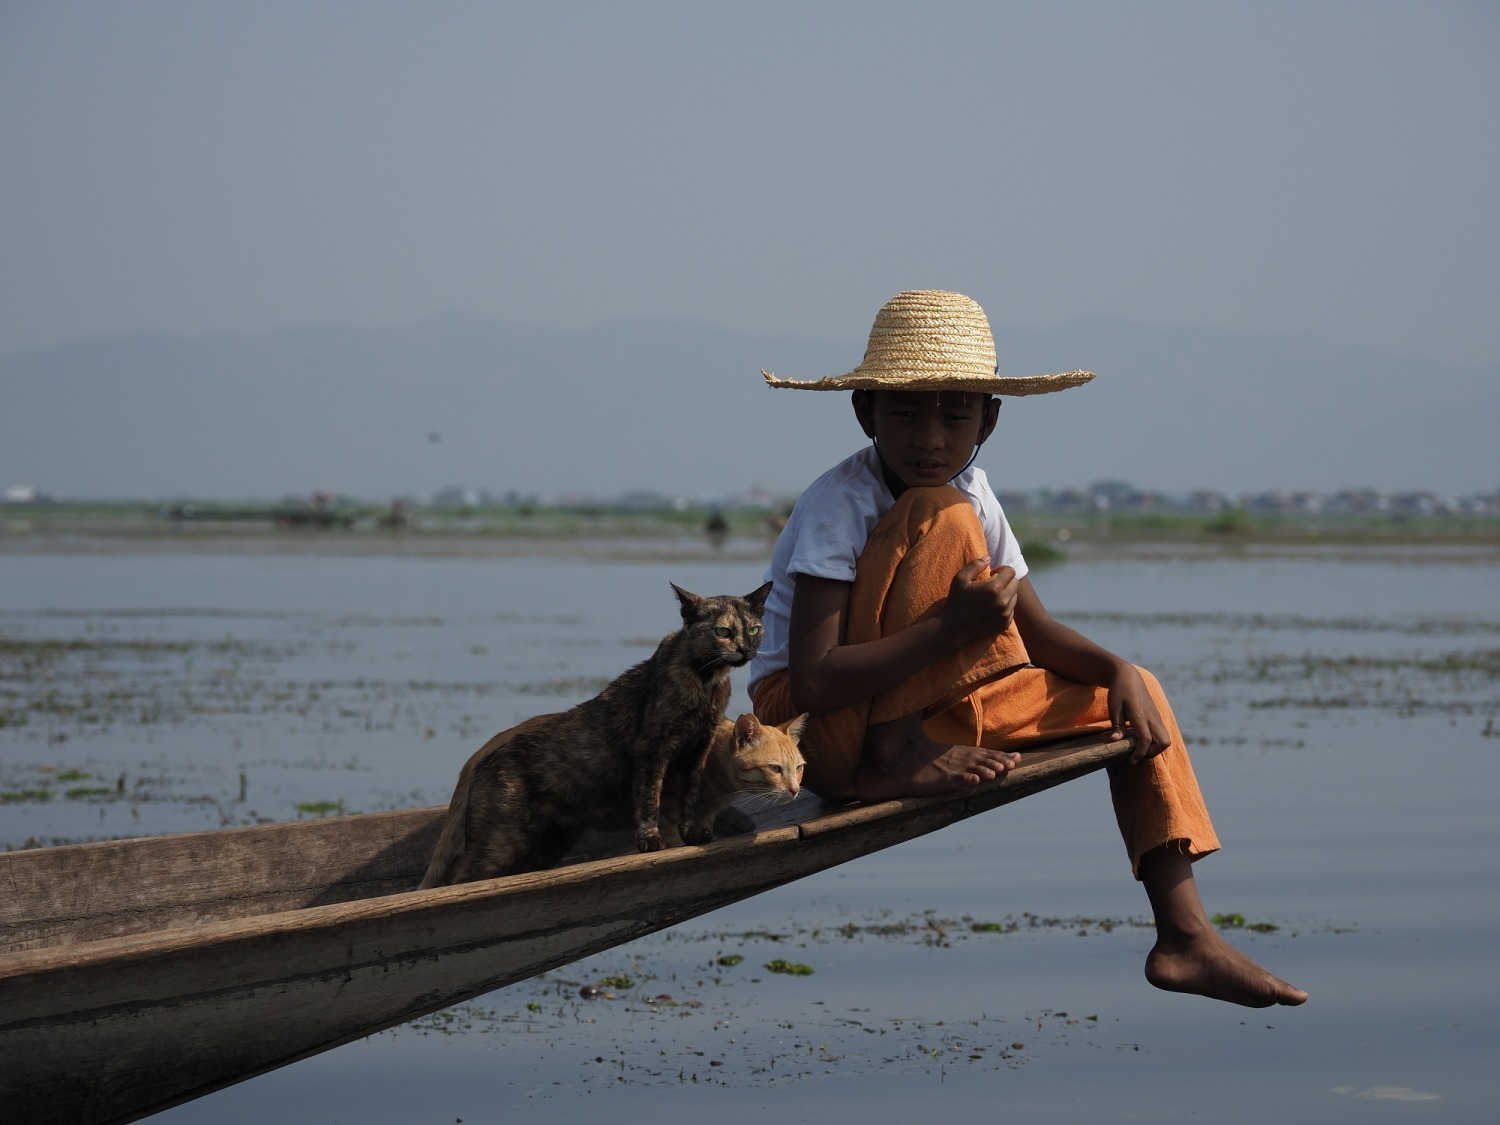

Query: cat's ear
[
  {"left": 743, "top": 581, "right": 773, "bottom": 613},
  {"left": 781, "top": 713, "right": 809, "bottom": 744},
  {"left": 671, "top": 583, "right": 705, "bottom": 621},
  {"left": 733, "top": 713, "right": 763, "bottom": 743}
]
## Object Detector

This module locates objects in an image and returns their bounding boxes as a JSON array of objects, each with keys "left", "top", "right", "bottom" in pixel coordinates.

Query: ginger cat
[{"left": 658, "top": 712, "right": 807, "bottom": 847}]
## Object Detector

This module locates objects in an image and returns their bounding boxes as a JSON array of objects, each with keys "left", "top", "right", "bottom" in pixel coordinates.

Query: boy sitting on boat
[{"left": 748, "top": 289, "right": 1307, "bottom": 1009}]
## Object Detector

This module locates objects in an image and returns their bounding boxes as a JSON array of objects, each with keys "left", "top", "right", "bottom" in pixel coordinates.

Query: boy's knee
[
  {"left": 871, "top": 485, "right": 983, "bottom": 554},
  {"left": 888, "top": 484, "right": 970, "bottom": 524}
]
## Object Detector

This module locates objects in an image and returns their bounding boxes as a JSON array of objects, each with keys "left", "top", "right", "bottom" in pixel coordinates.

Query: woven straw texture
[{"left": 762, "top": 289, "right": 1093, "bottom": 395}]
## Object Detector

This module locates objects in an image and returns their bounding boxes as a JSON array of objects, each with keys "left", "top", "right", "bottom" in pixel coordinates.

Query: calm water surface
[{"left": 3, "top": 537, "right": 1498, "bottom": 1122}]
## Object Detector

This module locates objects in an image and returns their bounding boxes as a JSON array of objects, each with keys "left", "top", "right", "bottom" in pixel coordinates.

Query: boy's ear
[
  {"left": 851, "top": 390, "right": 877, "bottom": 438},
  {"left": 976, "top": 396, "right": 1001, "bottom": 446}
]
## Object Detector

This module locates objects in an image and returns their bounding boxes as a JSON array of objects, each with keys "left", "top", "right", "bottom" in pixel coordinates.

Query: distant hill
[{"left": 2, "top": 312, "right": 1494, "bottom": 501}]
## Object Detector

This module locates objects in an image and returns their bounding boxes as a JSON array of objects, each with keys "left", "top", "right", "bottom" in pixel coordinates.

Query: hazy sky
[{"left": 3, "top": 1, "right": 1496, "bottom": 370}]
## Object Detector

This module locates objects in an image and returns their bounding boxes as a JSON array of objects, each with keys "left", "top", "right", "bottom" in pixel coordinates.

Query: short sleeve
[
  {"left": 967, "top": 469, "right": 1029, "bottom": 581},
  {"left": 781, "top": 499, "right": 867, "bottom": 582}
]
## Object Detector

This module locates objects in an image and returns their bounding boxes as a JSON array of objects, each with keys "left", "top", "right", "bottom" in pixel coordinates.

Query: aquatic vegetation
[
  {"left": 389, "top": 926, "right": 1154, "bottom": 1089},
  {"left": 381, "top": 897, "right": 1323, "bottom": 1088},
  {"left": 764, "top": 960, "right": 814, "bottom": 976},
  {"left": 1, "top": 788, "right": 53, "bottom": 803},
  {"left": 1237, "top": 648, "right": 1500, "bottom": 717},
  {"left": 1212, "top": 912, "right": 1280, "bottom": 934},
  {"left": 293, "top": 800, "right": 346, "bottom": 818},
  {"left": 64, "top": 786, "right": 114, "bottom": 799}
]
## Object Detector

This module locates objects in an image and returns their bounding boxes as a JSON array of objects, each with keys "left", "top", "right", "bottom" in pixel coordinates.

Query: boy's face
[{"left": 852, "top": 390, "right": 1000, "bottom": 492}]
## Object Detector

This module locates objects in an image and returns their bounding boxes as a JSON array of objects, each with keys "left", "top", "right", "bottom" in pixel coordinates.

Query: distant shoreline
[{"left": 3, "top": 502, "right": 1496, "bottom": 562}]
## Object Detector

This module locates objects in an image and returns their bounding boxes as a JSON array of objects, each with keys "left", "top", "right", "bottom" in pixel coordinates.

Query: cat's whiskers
[
  {"left": 696, "top": 649, "right": 749, "bottom": 676},
  {"left": 739, "top": 789, "right": 795, "bottom": 809}
]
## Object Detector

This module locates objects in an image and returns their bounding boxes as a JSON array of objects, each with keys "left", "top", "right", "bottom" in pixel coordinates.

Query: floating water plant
[
  {"left": 970, "top": 920, "right": 1019, "bottom": 933},
  {"left": 1210, "top": 912, "right": 1277, "bottom": 932},
  {"left": 1, "top": 788, "right": 53, "bottom": 803},
  {"left": 764, "top": 960, "right": 813, "bottom": 976},
  {"left": 293, "top": 799, "right": 345, "bottom": 818}
]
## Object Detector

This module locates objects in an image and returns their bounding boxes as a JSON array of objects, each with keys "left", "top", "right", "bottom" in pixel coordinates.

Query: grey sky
[
  {"left": 2, "top": 3, "right": 1498, "bottom": 506},
  {"left": 3, "top": 2, "right": 1496, "bottom": 366}
]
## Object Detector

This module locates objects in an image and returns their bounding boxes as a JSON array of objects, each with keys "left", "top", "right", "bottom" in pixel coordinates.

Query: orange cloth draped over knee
[
  {"left": 754, "top": 487, "right": 1029, "bottom": 797},
  {"left": 752, "top": 486, "right": 1220, "bottom": 875}
]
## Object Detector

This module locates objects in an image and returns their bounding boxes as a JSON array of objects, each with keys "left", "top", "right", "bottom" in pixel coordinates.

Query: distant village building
[{"left": 4, "top": 485, "right": 40, "bottom": 505}]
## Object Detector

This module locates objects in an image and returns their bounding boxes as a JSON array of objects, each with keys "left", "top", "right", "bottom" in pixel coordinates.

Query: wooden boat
[{"left": 0, "top": 732, "right": 1131, "bottom": 1125}]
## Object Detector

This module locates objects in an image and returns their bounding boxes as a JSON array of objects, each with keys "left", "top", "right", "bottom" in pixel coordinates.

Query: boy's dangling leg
[
  {"left": 957, "top": 665, "right": 1306, "bottom": 1006},
  {"left": 958, "top": 662, "right": 1220, "bottom": 873}
]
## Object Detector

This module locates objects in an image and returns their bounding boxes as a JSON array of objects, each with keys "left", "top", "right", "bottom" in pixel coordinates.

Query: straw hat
[{"left": 761, "top": 289, "right": 1094, "bottom": 395}]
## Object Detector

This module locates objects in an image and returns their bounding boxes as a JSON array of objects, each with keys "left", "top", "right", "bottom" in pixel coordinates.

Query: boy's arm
[
  {"left": 787, "top": 561, "right": 1017, "bottom": 715},
  {"left": 1013, "top": 577, "right": 1171, "bottom": 763}
]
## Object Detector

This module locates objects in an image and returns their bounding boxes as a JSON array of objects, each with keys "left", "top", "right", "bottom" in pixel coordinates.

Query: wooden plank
[{"left": 0, "top": 807, "right": 444, "bottom": 953}]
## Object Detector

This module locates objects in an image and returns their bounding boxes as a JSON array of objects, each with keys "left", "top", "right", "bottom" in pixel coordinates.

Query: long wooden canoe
[{"left": 0, "top": 732, "right": 1131, "bottom": 1125}]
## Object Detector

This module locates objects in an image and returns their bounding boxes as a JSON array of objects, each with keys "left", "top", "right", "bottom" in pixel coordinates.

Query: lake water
[{"left": 3, "top": 533, "right": 1499, "bottom": 1122}]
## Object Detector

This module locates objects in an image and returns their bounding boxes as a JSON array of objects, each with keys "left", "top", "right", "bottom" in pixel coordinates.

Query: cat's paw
[
  {"left": 637, "top": 830, "right": 663, "bottom": 853},
  {"left": 680, "top": 824, "right": 714, "bottom": 846}
]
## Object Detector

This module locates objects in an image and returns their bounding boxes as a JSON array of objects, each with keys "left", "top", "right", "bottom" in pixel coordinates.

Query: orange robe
[{"left": 752, "top": 485, "right": 1220, "bottom": 876}]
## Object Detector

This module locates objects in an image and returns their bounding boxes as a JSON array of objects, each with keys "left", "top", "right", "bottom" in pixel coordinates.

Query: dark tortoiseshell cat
[{"left": 418, "top": 581, "right": 772, "bottom": 888}]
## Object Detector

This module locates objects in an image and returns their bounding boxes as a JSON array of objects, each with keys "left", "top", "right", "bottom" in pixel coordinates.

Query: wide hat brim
[
  {"left": 761, "top": 288, "right": 1095, "bottom": 396},
  {"left": 760, "top": 368, "right": 1095, "bottom": 395}
]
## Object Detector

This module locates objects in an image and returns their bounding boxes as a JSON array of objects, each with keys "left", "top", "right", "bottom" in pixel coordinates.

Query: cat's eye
[
  {"left": 769, "top": 764, "right": 782, "bottom": 774},
  {"left": 714, "top": 626, "right": 732, "bottom": 638},
  {"left": 748, "top": 624, "right": 761, "bottom": 636}
]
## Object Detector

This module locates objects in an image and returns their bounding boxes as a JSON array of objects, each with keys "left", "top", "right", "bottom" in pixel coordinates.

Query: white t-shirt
[{"left": 747, "top": 444, "right": 1029, "bottom": 701}]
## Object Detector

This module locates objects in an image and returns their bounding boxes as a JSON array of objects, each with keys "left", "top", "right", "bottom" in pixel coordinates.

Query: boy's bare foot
[
  {"left": 855, "top": 714, "right": 1020, "bottom": 801},
  {"left": 1137, "top": 844, "right": 1308, "bottom": 1008},
  {"left": 1145, "top": 929, "right": 1309, "bottom": 1007}
]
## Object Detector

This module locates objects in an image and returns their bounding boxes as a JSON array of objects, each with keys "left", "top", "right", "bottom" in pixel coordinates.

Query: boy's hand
[
  {"left": 1107, "top": 665, "right": 1173, "bottom": 764},
  {"left": 941, "top": 557, "right": 1019, "bottom": 645}
]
